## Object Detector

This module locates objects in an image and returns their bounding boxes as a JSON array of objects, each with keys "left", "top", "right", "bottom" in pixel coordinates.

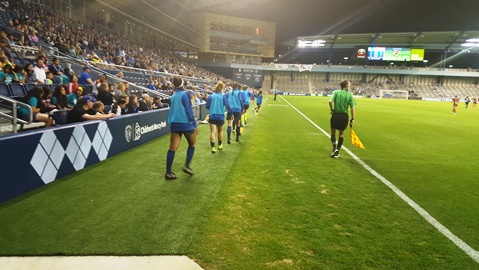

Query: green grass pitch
[{"left": 0, "top": 96, "right": 478, "bottom": 269}]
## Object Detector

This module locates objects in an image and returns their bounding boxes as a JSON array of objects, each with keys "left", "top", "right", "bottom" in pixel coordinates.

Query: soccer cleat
[
  {"left": 165, "top": 172, "right": 178, "bottom": 180},
  {"left": 331, "top": 149, "right": 340, "bottom": 158},
  {"left": 232, "top": 129, "right": 236, "bottom": 134},
  {"left": 182, "top": 166, "right": 194, "bottom": 175},
  {"left": 211, "top": 147, "right": 217, "bottom": 153},
  {"left": 236, "top": 137, "right": 240, "bottom": 142},
  {"left": 218, "top": 144, "right": 223, "bottom": 150},
  {"left": 240, "top": 127, "right": 244, "bottom": 133},
  {"left": 227, "top": 139, "right": 231, "bottom": 144}
]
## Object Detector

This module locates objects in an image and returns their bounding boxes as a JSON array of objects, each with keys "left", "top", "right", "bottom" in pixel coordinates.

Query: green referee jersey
[{"left": 331, "top": 90, "right": 356, "bottom": 113}]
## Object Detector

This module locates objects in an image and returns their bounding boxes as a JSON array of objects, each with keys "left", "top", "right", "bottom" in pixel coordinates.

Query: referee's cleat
[
  {"left": 218, "top": 144, "right": 223, "bottom": 150},
  {"left": 331, "top": 149, "right": 340, "bottom": 158},
  {"left": 211, "top": 147, "right": 217, "bottom": 153},
  {"left": 165, "top": 172, "right": 178, "bottom": 180},
  {"left": 182, "top": 166, "right": 194, "bottom": 175}
]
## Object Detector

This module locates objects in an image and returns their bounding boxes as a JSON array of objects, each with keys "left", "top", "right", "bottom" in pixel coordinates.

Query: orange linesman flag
[{"left": 350, "top": 129, "right": 365, "bottom": 149}]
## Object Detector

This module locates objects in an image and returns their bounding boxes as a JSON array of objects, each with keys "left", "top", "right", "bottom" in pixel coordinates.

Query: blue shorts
[
  {"left": 209, "top": 119, "right": 224, "bottom": 126},
  {"left": 171, "top": 129, "right": 195, "bottom": 137},
  {"left": 227, "top": 112, "right": 242, "bottom": 121}
]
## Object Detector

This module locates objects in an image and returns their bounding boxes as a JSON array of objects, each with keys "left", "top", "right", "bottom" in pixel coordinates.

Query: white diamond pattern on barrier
[
  {"left": 30, "top": 130, "right": 65, "bottom": 184},
  {"left": 92, "top": 121, "right": 112, "bottom": 161},
  {"left": 66, "top": 126, "right": 92, "bottom": 171}
]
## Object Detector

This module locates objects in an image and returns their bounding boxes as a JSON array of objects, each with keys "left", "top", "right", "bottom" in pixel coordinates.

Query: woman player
[
  {"left": 206, "top": 81, "right": 228, "bottom": 153},
  {"left": 165, "top": 76, "right": 197, "bottom": 180},
  {"left": 226, "top": 82, "right": 244, "bottom": 143}
]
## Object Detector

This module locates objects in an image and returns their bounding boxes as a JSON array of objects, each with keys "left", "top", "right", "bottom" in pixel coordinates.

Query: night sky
[{"left": 222, "top": 0, "right": 479, "bottom": 42}]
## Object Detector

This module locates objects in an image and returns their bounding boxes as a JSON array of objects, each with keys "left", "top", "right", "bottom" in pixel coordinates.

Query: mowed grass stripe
[
  {"left": 188, "top": 96, "right": 478, "bottom": 269},
  {"left": 281, "top": 97, "right": 479, "bottom": 250},
  {"left": 0, "top": 114, "right": 255, "bottom": 255},
  {"left": 281, "top": 96, "right": 479, "bottom": 264}
]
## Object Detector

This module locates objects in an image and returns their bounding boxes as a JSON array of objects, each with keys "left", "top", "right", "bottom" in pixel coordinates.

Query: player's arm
[
  {"left": 181, "top": 93, "right": 197, "bottom": 127},
  {"left": 205, "top": 95, "right": 212, "bottom": 109}
]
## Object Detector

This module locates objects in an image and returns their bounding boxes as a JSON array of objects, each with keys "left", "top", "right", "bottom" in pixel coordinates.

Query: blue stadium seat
[
  {"left": 52, "top": 110, "right": 68, "bottom": 125},
  {"left": 50, "top": 84, "right": 60, "bottom": 91},
  {"left": 13, "top": 57, "right": 23, "bottom": 66},
  {"left": 9, "top": 83, "right": 26, "bottom": 97},
  {"left": 0, "top": 83, "right": 10, "bottom": 96},
  {"left": 80, "top": 84, "right": 94, "bottom": 95},
  {"left": 24, "top": 83, "right": 37, "bottom": 92},
  {"left": 22, "top": 58, "right": 33, "bottom": 65}
]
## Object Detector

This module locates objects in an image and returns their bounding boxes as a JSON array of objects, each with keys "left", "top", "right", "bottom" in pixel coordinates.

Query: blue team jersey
[
  {"left": 244, "top": 90, "right": 254, "bottom": 105},
  {"left": 227, "top": 89, "right": 244, "bottom": 113},
  {"left": 256, "top": 94, "right": 263, "bottom": 105},
  {"left": 206, "top": 92, "right": 227, "bottom": 120},
  {"left": 168, "top": 89, "right": 197, "bottom": 131}
]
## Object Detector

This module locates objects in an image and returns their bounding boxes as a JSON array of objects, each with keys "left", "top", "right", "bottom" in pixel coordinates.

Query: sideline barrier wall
[
  {"left": 1, "top": 104, "right": 208, "bottom": 203},
  {"left": 0, "top": 103, "right": 208, "bottom": 203},
  {"left": 0, "top": 108, "right": 172, "bottom": 203}
]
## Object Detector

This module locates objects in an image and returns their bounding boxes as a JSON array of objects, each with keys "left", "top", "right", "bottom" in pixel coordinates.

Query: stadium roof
[
  {"left": 149, "top": 0, "right": 260, "bottom": 12},
  {"left": 286, "top": 31, "right": 479, "bottom": 53}
]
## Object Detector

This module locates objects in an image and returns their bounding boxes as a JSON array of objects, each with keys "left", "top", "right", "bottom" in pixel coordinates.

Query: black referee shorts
[{"left": 330, "top": 113, "right": 349, "bottom": 130}]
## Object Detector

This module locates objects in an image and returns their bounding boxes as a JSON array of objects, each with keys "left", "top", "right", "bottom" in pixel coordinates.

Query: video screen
[
  {"left": 410, "top": 48, "right": 425, "bottom": 61},
  {"left": 383, "top": 48, "right": 411, "bottom": 61},
  {"left": 367, "top": 47, "right": 385, "bottom": 60}
]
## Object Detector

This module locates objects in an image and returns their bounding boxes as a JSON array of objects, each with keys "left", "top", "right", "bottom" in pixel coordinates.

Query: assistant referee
[{"left": 329, "top": 80, "right": 356, "bottom": 158}]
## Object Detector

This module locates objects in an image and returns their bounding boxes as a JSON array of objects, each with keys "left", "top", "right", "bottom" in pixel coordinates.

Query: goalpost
[{"left": 379, "top": 90, "right": 409, "bottom": 100}]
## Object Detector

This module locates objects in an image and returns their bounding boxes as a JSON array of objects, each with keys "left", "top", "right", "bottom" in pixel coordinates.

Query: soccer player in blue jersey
[
  {"left": 165, "top": 76, "right": 197, "bottom": 180},
  {"left": 253, "top": 90, "right": 263, "bottom": 114},
  {"left": 206, "top": 81, "right": 228, "bottom": 153},
  {"left": 226, "top": 82, "right": 244, "bottom": 143},
  {"left": 242, "top": 85, "right": 255, "bottom": 125}
]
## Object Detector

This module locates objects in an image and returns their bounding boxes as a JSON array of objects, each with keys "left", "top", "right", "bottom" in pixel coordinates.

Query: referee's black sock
[
  {"left": 331, "top": 135, "right": 336, "bottom": 149},
  {"left": 338, "top": 138, "right": 344, "bottom": 150}
]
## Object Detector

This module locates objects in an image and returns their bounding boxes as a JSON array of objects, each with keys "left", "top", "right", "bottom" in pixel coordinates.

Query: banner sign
[{"left": 0, "top": 108, "right": 177, "bottom": 203}]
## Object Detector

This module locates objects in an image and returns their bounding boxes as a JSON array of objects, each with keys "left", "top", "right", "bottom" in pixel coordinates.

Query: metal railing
[{"left": 0, "top": 95, "right": 33, "bottom": 135}]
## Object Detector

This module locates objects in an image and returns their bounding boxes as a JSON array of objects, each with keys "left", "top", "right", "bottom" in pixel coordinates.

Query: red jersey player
[{"left": 452, "top": 95, "right": 459, "bottom": 114}]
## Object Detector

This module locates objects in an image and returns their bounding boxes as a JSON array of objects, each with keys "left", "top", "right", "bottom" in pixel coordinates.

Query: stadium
[{"left": 1, "top": 0, "right": 479, "bottom": 269}]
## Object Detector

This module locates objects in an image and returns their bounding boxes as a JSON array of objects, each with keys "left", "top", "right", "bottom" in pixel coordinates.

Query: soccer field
[{"left": 0, "top": 96, "right": 478, "bottom": 269}]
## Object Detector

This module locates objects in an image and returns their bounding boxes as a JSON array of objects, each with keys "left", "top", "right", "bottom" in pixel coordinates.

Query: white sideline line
[{"left": 280, "top": 96, "right": 479, "bottom": 264}]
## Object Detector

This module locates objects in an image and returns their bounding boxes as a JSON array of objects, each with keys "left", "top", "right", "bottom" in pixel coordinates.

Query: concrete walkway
[{"left": 0, "top": 256, "right": 203, "bottom": 270}]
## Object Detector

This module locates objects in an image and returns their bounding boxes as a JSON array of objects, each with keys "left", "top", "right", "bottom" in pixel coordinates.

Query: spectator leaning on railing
[{"left": 66, "top": 95, "right": 115, "bottom": 124}]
